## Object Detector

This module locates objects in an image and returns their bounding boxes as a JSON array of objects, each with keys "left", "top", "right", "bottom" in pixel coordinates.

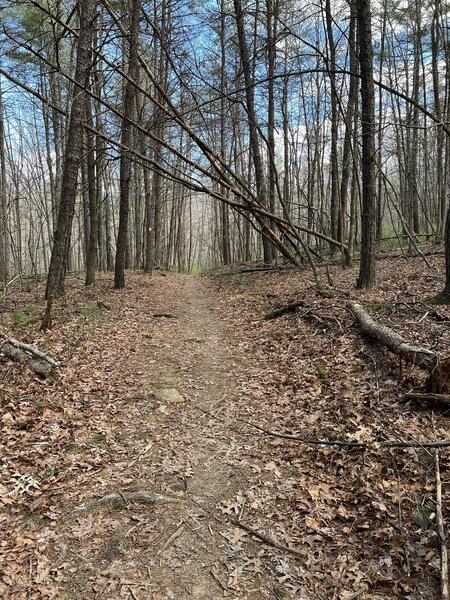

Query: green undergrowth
[
  {"left": 11, "top": 303, "right": 41, "bottom": 327},
  {"left": 189, "top": 263, "right": 202, "bottom": 275},
  {"left": 79, "top": 303, "right": 100, "bottom": 317}
]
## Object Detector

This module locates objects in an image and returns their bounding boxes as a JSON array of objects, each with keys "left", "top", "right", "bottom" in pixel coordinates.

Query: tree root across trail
[{"left": 71, "top": 491, "right": 179, "bottom": 515}]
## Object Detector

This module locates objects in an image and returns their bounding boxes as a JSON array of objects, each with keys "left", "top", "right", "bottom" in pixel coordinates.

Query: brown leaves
[
  {"left": 0, "top": 261, "right": 449, "bottom": 598},
  {"left": 213, "top": 257, "right": 450, "bottom": 598}
]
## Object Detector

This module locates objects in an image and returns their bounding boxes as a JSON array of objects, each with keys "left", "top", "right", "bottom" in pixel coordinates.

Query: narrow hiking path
[
  {"left": 1, "top": 273, "right": 300, "bottom": 600},
  {"left": 2, "top": 260, "right": 449, "bottom": 599}
]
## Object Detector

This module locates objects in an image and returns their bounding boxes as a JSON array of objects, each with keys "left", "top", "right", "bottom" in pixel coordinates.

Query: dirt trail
[
  {"left": 3, "top": 262, "right": 447, "bottom": 598},
  {"left": 137, "top": 275, "right": 251, "bottom": 599},
  {"left": 50, "top": 274, "right": 274, "bottom": 599}
]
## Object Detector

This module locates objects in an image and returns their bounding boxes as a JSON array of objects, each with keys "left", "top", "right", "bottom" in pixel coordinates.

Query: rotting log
[
  {"left": 346, "top": 301, "right": 436, "bottom": 368},
  {"left": 402, "top": 392, "right": 450, "bottom": 407},
  {"left": 0, "top": 331, "right": 59, "bottom": 367},
  {"left": 1, "top": 342, "right": 53, "bottom": 378}
]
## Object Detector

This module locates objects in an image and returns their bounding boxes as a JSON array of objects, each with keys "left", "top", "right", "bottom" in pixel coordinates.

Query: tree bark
[
  {"left": 356, "top": 0, "right": 376, "bottom": 288},
  {"left": 114, "top": 0, "right": 140, "bottom": 289},
  {"left": 45, "top": 0, "right": 96, "bottom": 298}
]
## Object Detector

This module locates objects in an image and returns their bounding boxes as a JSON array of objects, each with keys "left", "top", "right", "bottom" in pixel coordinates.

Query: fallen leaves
[{"left": 0, "top": 259, "right": 449, "bottom": 598}]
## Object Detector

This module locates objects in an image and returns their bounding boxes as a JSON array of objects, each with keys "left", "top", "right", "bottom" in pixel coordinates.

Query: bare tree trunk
[
  {"left": 220, "top": 0, "right": 231, "bottom": 265},
  {"left": 266, "top": 0, "right": 278, "bottom": 259},
  {"left": 85, "top": 95, "right": 97, "bottom": 285},
  {"left": 45, "top": 0, "right": 95, "bottom": 299},
  {"left": 0, "top": 86, "right": 8, "bottom": 283},
  {"left": 233, "top": 0, "right": 273, "bottom": 264},
  {"left": 325, "top": 0, "right": 340, "bottom": 248},
  {"left": 356, "top": 0, "right": 376, "bottom": 289},
  {"left": 114, "top": 0, "right": 140, "bottom": 289},
  {"left": 339, "top": 0, "right": 358, "bottom": 263}
]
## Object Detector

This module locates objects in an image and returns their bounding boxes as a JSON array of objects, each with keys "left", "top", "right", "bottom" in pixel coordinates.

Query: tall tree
[
  {"left": 356, "top": 0, "right": 376, "bottom": 288},
  {"left": 325, "top": 0, "right": 340, "bottom": 248},
  {"left": 233, "top": 0, "right": 273, "bottom": 264},
  {"left": 45, "top": 0, "right": 96, "bottom": 298},
  {"left": 114, "top": 0, "right": 140, "bottom": 289},
  {"left": 0, "top": 85, "right": 8, "bottom": 283},
  {"left": 84, "top": 94, "right": 97, "bottom": 286}
]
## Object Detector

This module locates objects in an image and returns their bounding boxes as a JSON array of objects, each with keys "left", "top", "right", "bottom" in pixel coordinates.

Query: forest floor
[{"left": 1, "top": 253, "right": 450, "bottom": 599}]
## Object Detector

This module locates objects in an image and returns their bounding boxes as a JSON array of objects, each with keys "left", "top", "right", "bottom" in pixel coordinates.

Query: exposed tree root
[
  {"left": 192, "top": 404, "right": 450, "bottom": 449},
  {"left": 72, "top": 491, "right": 179, "bottom": 515},
  {"left": 427, "top": 290, "right": 450, "bottom": 305},
  {"left": 228, "top": 516, "right": 304, "bottom": 559}
]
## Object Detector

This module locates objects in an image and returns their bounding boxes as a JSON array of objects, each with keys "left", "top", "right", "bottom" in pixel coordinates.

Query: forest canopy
[{"left": 0, "top": 0, "right": 448, "bottom": 295}]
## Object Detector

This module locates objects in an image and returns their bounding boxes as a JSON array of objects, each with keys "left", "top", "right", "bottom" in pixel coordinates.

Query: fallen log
[
  {"left": 402, "top": 392, "right": 450, "bottom": 407},
  {"left": 346, "top": 301, "right": 436, "bottom": 368},
  {"left": 0, "top": 331, "right": 59, "bottom": 367},
  {"left": 1, "top": 342, "right": 53, "bottom": 378},
  {"left": 265, "top": 301, "right": 305, "bottom": 320}
]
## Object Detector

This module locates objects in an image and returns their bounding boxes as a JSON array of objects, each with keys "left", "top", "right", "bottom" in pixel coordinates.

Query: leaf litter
[{"left": 0, "top": 256, "right": 449, "bottom": 598}]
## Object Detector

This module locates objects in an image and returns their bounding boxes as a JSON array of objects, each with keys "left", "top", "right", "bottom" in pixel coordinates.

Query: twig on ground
[
  {"left": 264, "top": 301, "right": 305, "bottom": 320},
  {"left": 153, "top": 523, "right": 185, "bottom": 563},
  {"left": 128, "top": 587, "right": 140, "bottom": 600},
  {"left": 209, "top": 568, "right": 229, "bottom": 593},
  {"left": 227, "top": 517, "right": 304, "bottom": 558},
  {"left": 97, "top": 300, "right": 111, "bottom": 311},
  {"left": 191, "top": 404, "right": 450, "bottom": 450},
  {"left": 188, "top": 495, "right": 304, "bottom": 560}
]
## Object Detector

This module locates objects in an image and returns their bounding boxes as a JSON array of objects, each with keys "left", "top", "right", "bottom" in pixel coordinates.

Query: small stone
[{"left": 155, "top": 388, "right": 184, "bottom": 404}]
